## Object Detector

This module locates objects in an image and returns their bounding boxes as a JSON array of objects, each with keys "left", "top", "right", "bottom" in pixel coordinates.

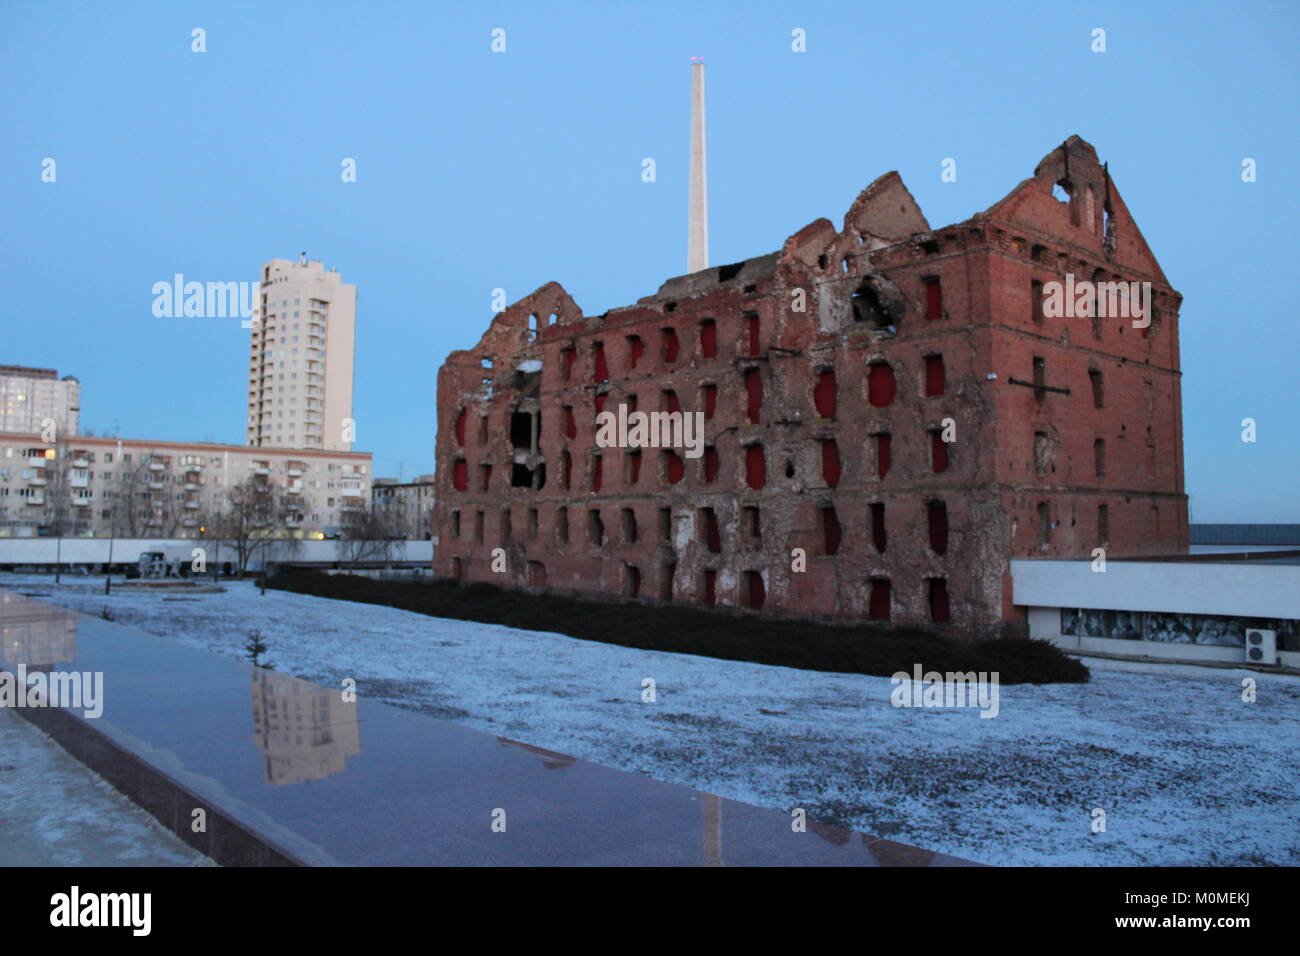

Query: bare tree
[
  {"left": 218, "top": 475, "right": 287, "bottom": 577},
  {"left": 338, "top": 503, "right": 399, "bottom": 572}
]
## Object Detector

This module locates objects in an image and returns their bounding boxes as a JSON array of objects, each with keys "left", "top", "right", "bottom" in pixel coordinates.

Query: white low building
[{"left": 1012, "top": 552, "right": 1300, "bottom": 668}]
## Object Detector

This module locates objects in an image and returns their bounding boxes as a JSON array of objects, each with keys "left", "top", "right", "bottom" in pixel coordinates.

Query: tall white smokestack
[{"left": 688, "top": 57, "right": 708, "bottom": 274}]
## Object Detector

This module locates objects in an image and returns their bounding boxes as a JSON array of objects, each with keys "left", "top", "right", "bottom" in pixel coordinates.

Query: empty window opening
[
  {"left": 665, "top": 300, "right": 678, "bottom": 313},
  {"left": 928, "top": 578, "right": 951, "bottom": 623},
  {"left": 626, "top": 335, "right": 644, "bottom": 370},
  {"left": 814, "top": 369, "right": 837, "bottom": 419},
  {"left": 593, "top": 343, "right": 609, "bottom": 383},
  {"left": 870, "top": 502, "right": 887, "bottom": 554},
  {"left": 622, "top": 507, "right": 638, "bottom": 544},
  {"left": 561, "top": 451, "right": 572, "bottom": 489},
  {"left": 1032, "top": 356, "right": 1046, "bottom": 402},
  {"left": 474, "top": 510, "right": 484, "bottom": 544},
  {"left": 745, "top": 313, "right": 760, "bottom": 356},
  {"left": 661, "top": 389, "right": 680, "bottom": 415},
  {"left": 1031, "top": 280, "right": 1045, "bottom": 324},
  {"left": 702, "top": 569, "right": 717, "bottom": 607},
  {"left": 556, "top": 506, "right": 569, "bottom": 544},
  {"left": 511, "top": 462, "right": 546, "bottom": 489},
  {"left": 702, "top": 384, "right": 718, "bottom": 419},
  {"left": 923, "top": 277, "right": 943, "bottom": 320},
  {"left": 868, "top": 362, "right": 896, "bottom": 407},
  {"left": 704, "top": 446, "right": 719, "bottom": 483},
  {"left": 931, "top": 430, "right": 950, "bottom": 473},
  {"left": 868, "top": 578, "right": 891, "bottom": 621},
  {"left": 451, "top": 509, "right": 461, "bottom": 538},
  {"left": 659, "top": 507, "right": 672, "bottom": 541},
  {"left": 561, "top": 347, "right": 576, "bottom": 381},
  {"left": 450, "top": 557, "right": 463, "bottom": 581},
  {"left": 626, "top": 450, "right": 642, "bottom": 485},
  {"left": 874, "top": 433, "right": 892, "bottom": 479},
  {"left": 594, "top": 393, "right": 607, "bottom": 416},
  {"left": 821, "top": 439, "right": 841, "bottom": 489},
  {"left": 528, "top": 561, "right": 546, "bottom": 587},
  {"left": 700, "top": 320, "right": 717, "bottom": 358},
  {"left": 821, "top": 505, "right": 842, "bottom": 555},
  {"left": 701, "top": 507, "right": 721, "bottom": 554},
  {"left": 718, "top": 261, "right": 745, "bottom": 282},
  {"left": 659, "top": 563, "right": 676, "bottom": 602},
  {"left": 1037, "top": 502, "right": 1051, "bottom": 547},
  {"left": 664, "top": 450, "right": 684, "bottom": 484},
  {"left": 1152, "top": 504, "right": 1160, "bottom": 538},
  {"left": 1094, "top": 438, "right": 1106, "bottom": 480},
  {"left": 1089, "top": 369, "right": 1105, "bottom": 408},
  {"left": 924, "top": 355, "right": 945, "bottom": 397},
  {"left": 478, "top": 414, "right": 488, "bottom": 444},
  {"left": 528, "top": 508, "right": 539, "bottom": 539},
  {"left": 592, "top": 453, "right": 603, "bottom": 492},
  {"left": 588, "top": 509, "right": 605, "bottom": 546},
  {"left": 624, "top": 565, "right": 641, "bottom": 598},
  {"left": 453, "top": 459, "right": 468, "bottom": 491},
  {"left": 564, "top": 405, "right": 577, "bottom": 439},
  {"left": 527, "top": 313, "right": 540, "bottom": 341},
  {"left": 662, "top": 328, "right": 680, "bottom": 364},
  {"left": 510, "top": 410, "right": 533, "bottom": 449},
  {"left": 454, "top": 408, "right": 467, "bottom": 446},
  {"left": 744, "top": 368, "right": 763, "bottom": 423},
  {"left": 928, "top": 500, "right": 949, "bottom": 555},
  {"left": 479, "top": 464, "right": 493, "bottom": 492},
  {"left": 1052, "top": 180, "right": 1071, "bottom": 204},
  {"left": 746, "top": 445, "right": 766, "bottom": 489},
  {"left": 851, "top": 280, "right": 889, "bottom": 327},
  {"left": 1031, "top": 244, "right": 1047, "bottom": 262},
  {"left": 784, "top": 458, "right": 795, "bottom": 479},
  {"left": 500, "top": 509, "right": 512, "bottom": 545},
  {"left": 744, "top": 571, "right": 766, "bottom": 610},
  {"left": 743, "top": 505, "right": 761, "bottom": 541}
]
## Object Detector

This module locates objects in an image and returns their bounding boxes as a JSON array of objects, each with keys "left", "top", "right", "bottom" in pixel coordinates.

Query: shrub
[{"left": 267, "top": 571, "right": 1088, "bottom": 685}]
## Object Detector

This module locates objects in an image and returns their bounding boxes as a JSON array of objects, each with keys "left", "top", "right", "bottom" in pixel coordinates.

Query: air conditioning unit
[{"left": 1244, "top": 628, "right": 1277, "bottom": 666}]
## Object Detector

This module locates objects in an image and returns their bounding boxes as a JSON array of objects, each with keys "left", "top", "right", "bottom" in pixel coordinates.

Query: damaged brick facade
[{"left": 432, "top": 136, "right": 1187, "bottom": 635}]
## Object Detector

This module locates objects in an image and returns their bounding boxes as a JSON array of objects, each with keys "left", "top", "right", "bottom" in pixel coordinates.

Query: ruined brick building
[{"left": 432, "top": 136, "right": 1187, "bottom": 635}]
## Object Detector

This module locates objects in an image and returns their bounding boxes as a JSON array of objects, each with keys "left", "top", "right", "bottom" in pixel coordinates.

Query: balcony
[
  {"left": 148, "top": 480, "right": 166, "bottom": 491},
  {"left": 70, "top": 475, "right": 89, "bottom": 488},
  {"left": 184, "top": 500, "right": 200, "bottom": 510},
  {"left": 72, "top": 497, "right": 92, "bottom": 508},
  {"left": 27, "top": 476, "right": 47, "bottom": 487},
  {"left": 70, "top": 457, "right": 90, "bottom": 469},
  {"left": 26, "top": 457, "right": 46, "bottom": 469},
  {"left": 253, "top": 465, "right": 271, "bottom": 475},
  {"left": 149, "top": 462, "right": 166, "bottom": 472},
  {"left": 184, "top": 482, "right": 199, "bottom": 491},
  {"left": 182, "top": 516, "right": 199, "bottom": 527},
  {"left": 26, "top": 495, "right": 45, "bottom": 506}
]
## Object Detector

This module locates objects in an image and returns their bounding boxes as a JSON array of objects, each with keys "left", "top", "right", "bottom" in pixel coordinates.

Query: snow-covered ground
[
  {"left": 0, "top": 706, "right": 214, "bottom": 866},
  {"left": 7, "top": 574, "right": 1298, "bottom": 867}
]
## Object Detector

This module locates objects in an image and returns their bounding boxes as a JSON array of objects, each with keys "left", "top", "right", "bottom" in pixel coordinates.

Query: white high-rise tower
[
  {"left": 688, "top": 58, "right": 709, "bottom": 274},
  {"left": 247, "top": 255, "right": 357, "bottom": 452}
]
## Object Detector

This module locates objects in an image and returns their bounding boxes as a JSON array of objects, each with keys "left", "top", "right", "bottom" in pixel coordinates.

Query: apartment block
[
  {"left": 0, "top": 433, "right": 371, "bottom": 539},
  {"left": 0, "top": 366, "right": 80, "bottom": 438},
  {"left": 372, "top": 475, "right": 436, "bottom": 540},
  {"left": 248, "top": 256, "right": 357, "bottom": 452},
  {"left": 432, "top": 136, "right": 1187, "bottom": 635}
]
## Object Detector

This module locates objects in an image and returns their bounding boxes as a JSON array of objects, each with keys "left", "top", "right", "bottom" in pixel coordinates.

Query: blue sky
[{"left": 1, "top": 1, "right": 1296, "bottom": 519}]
